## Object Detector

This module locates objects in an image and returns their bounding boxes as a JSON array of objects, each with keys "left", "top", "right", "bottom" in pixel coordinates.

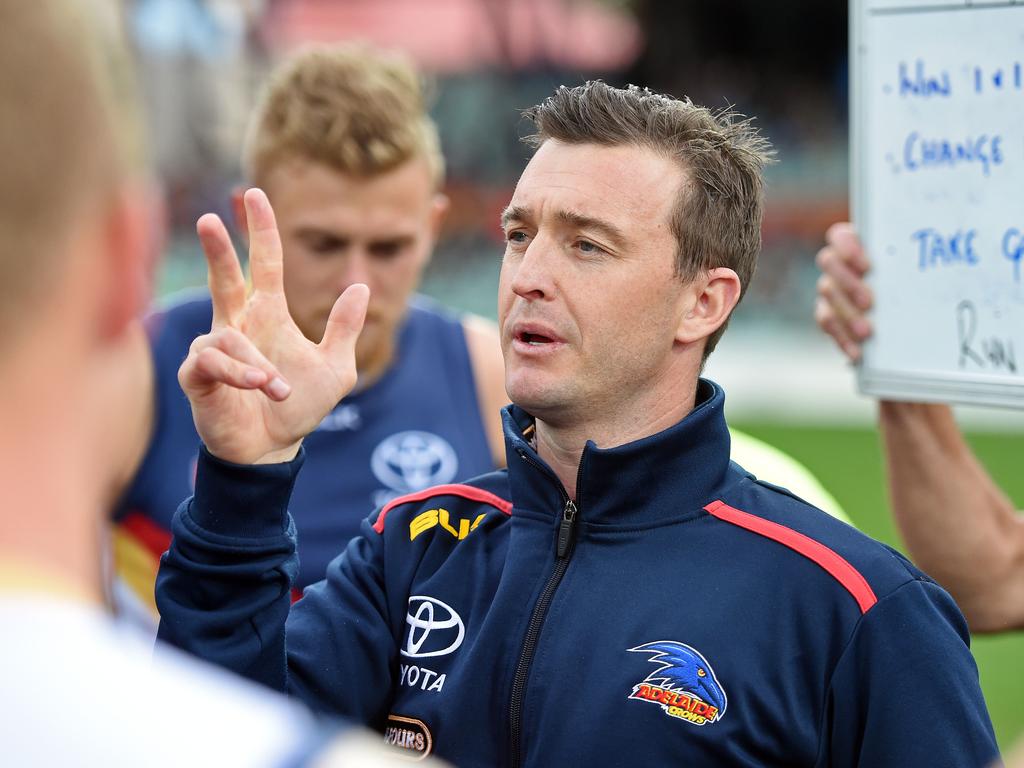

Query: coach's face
[{"left": 498, "top": 139, "right": 695, "bottom": 423}]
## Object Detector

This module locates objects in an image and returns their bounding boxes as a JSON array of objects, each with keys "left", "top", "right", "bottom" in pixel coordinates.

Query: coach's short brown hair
[
  {"left": 523, "top": 81, "right": 773, "bottom": 359},
  {"left": 243, "top": 44, "right": 444, "bottom": 187}
]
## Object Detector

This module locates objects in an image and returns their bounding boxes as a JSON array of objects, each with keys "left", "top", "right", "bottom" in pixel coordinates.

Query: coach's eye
[{"left": 697, "top": 668, "right": 706, "bottom": 677}]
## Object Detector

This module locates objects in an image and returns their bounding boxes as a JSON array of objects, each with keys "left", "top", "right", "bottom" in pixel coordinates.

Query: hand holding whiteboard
[{"left": 852, "top": 0, "right": 1024, "bottom": 407}]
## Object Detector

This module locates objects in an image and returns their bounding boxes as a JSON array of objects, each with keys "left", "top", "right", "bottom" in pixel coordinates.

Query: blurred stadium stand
[{"left": 140, "top": 0, "right": 1024, "bottom": 429}]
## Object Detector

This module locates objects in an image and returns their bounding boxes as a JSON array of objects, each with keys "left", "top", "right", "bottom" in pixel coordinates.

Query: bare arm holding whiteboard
[{"left": 816, "top": 223, "right": 1024, "bottom": 633}]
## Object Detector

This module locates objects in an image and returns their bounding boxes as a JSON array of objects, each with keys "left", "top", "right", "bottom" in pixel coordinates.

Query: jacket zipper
[{"left": 508, "top": 450, "right": 585, "bottom": 768}]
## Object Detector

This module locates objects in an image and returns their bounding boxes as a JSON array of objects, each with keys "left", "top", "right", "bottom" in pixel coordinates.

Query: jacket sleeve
[
  {"left": 823, "top": 578, "right": 999, "bottom": 767},
  {"left": 155, "top": 446, "right": 396, "bottom": 724}
]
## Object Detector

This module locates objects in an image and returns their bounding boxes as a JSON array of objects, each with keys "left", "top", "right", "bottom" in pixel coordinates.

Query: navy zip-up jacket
[{"left": 157, "top": 380, "right": 998, "bottom": 767}]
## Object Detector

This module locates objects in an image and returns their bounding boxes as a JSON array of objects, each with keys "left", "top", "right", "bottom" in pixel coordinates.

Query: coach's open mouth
[{"left": 519, "top": 331, "right": 554, "bottom": 345}]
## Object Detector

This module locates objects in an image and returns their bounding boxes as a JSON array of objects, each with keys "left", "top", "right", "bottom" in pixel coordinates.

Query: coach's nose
[{"left": 509, "top": 234, "right": 557, "bottom": 302}]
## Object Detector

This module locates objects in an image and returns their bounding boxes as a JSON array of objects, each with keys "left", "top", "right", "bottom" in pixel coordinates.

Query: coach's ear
[{"left": 675, "top": 267, "right": 742, "bottom": 345}]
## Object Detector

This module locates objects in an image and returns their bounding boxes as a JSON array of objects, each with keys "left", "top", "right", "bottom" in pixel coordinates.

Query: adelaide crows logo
[{"left": 627, "top": 641, "right": 727, "bottom": 726}]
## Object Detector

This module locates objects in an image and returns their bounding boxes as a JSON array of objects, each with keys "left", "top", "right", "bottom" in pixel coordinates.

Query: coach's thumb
[{"left": 320, "top": 283, "right": 369, "bottom": 390}]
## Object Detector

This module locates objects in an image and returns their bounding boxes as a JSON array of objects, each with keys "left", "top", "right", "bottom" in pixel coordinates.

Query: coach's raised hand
[{"left": 178, "top": 188, "right": 368, "bottom": 465}]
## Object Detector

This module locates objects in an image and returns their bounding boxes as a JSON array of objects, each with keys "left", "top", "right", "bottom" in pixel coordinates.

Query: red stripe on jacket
[
  {"left": 373, "top": 484, "right": 513, "bottom": 534},
  {"left": 705, "top": 500, "right": 878, "bottom": 614}
]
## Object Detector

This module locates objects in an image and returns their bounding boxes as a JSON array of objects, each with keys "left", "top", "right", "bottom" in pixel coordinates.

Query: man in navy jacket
[{"left": 156, "top": 82, "right": 998, "bottom": 766}]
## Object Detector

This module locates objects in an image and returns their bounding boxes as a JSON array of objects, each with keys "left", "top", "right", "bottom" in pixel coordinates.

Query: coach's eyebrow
[
  {"left": 557, "top": 210, "right": 628, "bottom": 249},
  {"left": 500, "top": 205, "right": 530, "bottom": 229}
]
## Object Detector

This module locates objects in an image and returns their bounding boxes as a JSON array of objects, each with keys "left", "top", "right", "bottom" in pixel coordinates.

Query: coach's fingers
[
  {"left": 319, "top": 283, "right": 369, "bottom": 391},
  {"left": 183, "top": 346, "right": 270, "bottom": 392},
  {"left": 244, "top": 188, "right": 285, "bottom": 296},
  {"left": 197, "top": 213, "right": 247, "bottom": 328},
  {"left": 815, "top": 296, "right": 864, "bottom": 363},
  {"left": 185, "top": 329, "right": 292, "bottom": 400}
]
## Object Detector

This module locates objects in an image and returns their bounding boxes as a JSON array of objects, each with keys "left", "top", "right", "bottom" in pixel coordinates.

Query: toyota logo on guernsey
[{"left": 402, "top": 596, "right": 465, "bottom": 658}]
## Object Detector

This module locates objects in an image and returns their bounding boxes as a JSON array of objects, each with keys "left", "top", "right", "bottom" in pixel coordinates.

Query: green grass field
[{"left": 734, "top": 420, "right": 1024, "bottom": 752}]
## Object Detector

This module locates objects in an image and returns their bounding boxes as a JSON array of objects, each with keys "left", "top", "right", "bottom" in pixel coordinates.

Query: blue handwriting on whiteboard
[
  {"left": 898, "top": 60, "right": 951, "bottom": 97},
  {"left": 1001, "top": 228, "right": 1024, "bottom": 282},
  {"left": 973, "top": 63, "right": 1024, "bottom": 93},
  {"left": 912, "top": 228, "right": 979, "bottom": 271},
  {"left": 902, "top": 132, "right": 1003, "bottom": 177}
]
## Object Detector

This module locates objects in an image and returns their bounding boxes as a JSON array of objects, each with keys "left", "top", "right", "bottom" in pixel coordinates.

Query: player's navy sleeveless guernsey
[{"left": 113, "top": 291, "right": 495, "bottom": 617}]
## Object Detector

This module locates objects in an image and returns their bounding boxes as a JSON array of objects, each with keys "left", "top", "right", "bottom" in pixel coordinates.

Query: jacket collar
[{"left": 501, "top": 379, "right": 734, "bottom": 527}]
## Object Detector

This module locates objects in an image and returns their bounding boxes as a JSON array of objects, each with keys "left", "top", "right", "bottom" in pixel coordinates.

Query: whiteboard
[{"left": 852, "top": 0, "right": 1024, "bottom": 407}]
